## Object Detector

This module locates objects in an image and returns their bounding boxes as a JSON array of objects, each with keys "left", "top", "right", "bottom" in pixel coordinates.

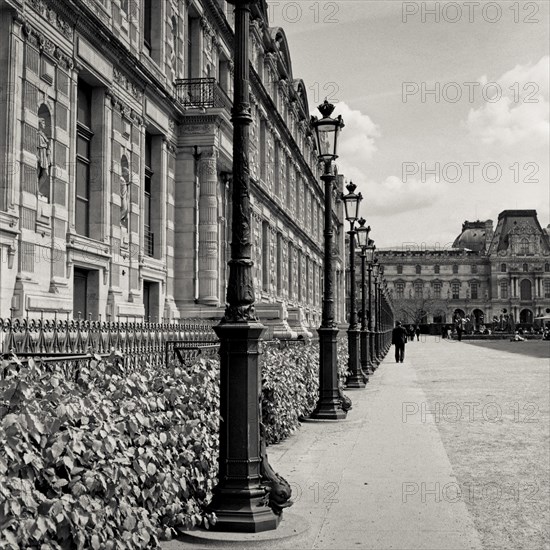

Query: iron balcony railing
[{"left": 174, "top": 77, "right": 232, "bottom": 110}]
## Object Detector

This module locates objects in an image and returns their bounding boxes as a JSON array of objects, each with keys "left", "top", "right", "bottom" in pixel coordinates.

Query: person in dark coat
[
  {"left": 392, "top": 321, "right": 408, "bottom": 363},
  {"left": 415, "top": 325, "right": 421, "bottom": 341}
]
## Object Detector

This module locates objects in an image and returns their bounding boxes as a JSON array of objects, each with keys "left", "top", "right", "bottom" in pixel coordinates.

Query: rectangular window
[
  {"left": 452, "top": 283, "right": 460, "bottom": 300},
  {"left": 144, "top": 132, "right": 154, "bottom": 256},
  {"left": 73, "top": 268, "right": 88, "bottom": 318},
  {"left": 143, "top": 0, "right": 152, "bottom": 55},
  {"left": 262, "top": 221, "right": 269, "bottom": 292},
  {"left": 414, "top": 282, "right": 423, "bottom": 298},
  {"left": 143, "top": 280, "right": 159, "bottom": 321},
  {"left": 471, "top": 283, "right": 478, "bottom": 299},
  {"left": 288, "top": 245, "right": 293, "bottom": 300},
  {"left": 295, "top": 172, "right": 301, "bottom": 217},
  {"left": 73, "top": 267, "right": 99, "bottom": 319},
  {"left": 544, "top": 280, "right": 550, "bottom": 298},
  {"left": 76, "top": 81, "right": 93, "bottom": 237},
  {"left": 433, "top": 282, "right": 441, "bottom": 298},
  {"left": 286, "top": 159, "right": 292, "bottom": 209},
  {"left": 276, "top": 234, "right": 282, "bottom": 297},
  {"left": 274, "top": 142, "right": 280, "bottom": 197},
  {"left": 500, "top": 281, "right": 508, "bottom": 299},
  {"left": 396, "top": 282, "right": 405, "bottom": 299},
  {"left": 471, "top": 264, "right": 477, "bottom": 274},
  {"left": 260, "top": 120, "right": 267, "bottom": 182}
]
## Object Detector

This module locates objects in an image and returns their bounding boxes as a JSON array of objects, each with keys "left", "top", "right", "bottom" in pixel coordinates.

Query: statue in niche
[
  {"left": 120, "top": 165, "right": 130, "bottom": 229},
  {"left": 37, "top": 117, "right": 52, "bottom": 198}
]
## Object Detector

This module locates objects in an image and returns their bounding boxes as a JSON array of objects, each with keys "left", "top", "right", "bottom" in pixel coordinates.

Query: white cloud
[
  {"left": 334, "top": 101, "right": 380, "bottom": 161},
  {"left": 356, "top": 175, "right": 445, "bottom": 216},
  {"left": 464, "top": 56, "right": 549, "bottom": 153},
  {"left": 327, "top": 103, "right": 444, "bottom": 216}
]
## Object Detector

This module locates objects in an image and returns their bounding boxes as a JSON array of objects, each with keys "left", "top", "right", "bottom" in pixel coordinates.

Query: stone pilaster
[{"left": 197, "top": 148, "right": 219, "bottom": 306}]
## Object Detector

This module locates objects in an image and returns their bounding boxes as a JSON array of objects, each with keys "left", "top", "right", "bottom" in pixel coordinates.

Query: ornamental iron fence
[{"left": 0, "top": 318, "right": 218, "bottom": 369}]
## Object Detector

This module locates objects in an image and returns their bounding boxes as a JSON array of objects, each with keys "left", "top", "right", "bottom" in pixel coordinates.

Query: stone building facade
[
  {"left": 374, "top": 210, "right": 550, "bottom": 329},
  {"left": 0, "top": 0, "right": 346, "bottom": 334}
]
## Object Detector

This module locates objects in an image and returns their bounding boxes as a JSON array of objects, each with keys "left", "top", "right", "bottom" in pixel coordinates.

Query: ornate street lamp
[
  {"left": 342, "top": 182, "right": 364, "bottom": 388},
  {"left": 209, "top": 0, "right": 289, "bottom": 532},
  {"left": 356, "top": 218, "right": 371, "bottom": 379},
  {"left": 310, "top": 100, "right": 346, "bottom": 420}
]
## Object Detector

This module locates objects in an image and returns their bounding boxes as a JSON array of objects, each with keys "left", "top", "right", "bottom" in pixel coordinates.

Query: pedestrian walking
[
  {"left": 456, "top": 318, "right": 464, "bottom": 341},
  {"left": 392, "top": 321, "right": 408, "bottom": 363},
  {"left": 415, "top": 325, "right": 420, "bottom": 341}
]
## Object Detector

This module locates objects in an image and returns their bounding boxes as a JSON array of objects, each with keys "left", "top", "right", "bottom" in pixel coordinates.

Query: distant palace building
[
  {"left": 375, "top": 210, "right": 550, "bottom": 328},
  {"left": 0, "top": 0, "right": 347, "bottom": 334}
]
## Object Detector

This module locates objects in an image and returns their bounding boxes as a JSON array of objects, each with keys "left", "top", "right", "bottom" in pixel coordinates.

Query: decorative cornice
[
  {"left": 113, "top": 67, "right": 144, "bottom": 102},
  {"left": 106, "top": 89, "right": 144, "bottom": 126},
  {"left": 26, "top": 0, "right": 74, "bottom": 40},
  {"left": 22, "top": 22, "right": 74, "bottom": 70}
]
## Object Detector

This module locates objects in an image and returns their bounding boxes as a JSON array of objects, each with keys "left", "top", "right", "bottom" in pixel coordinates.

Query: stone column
[
  {"left": 173, "top": 145, "right": 198, "bottom": 307},
  {"left": 198, "top": 148, "right": 219, "bottom": 305}
]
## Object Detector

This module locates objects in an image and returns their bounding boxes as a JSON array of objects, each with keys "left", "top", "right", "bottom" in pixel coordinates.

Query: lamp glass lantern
[
  {"left": 311, "top": 100, "right": 344, "bottom": 163},
  {"left": 342, "top": 181, "right": 362, "bottom": 224},
  {"left": 356, "top": 218, "right": 370, "bottom": 249},
  {"left": 365, "top": 243, "right": 375, "bottom": 264}
]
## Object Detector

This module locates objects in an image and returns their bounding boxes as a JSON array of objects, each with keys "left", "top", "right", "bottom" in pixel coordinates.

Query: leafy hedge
[
  {"left": 261, "top": 342, "right": 319, "bottom": 443},
  {"left": 261, "top": 339, "right": 351, "bottom": 443},
  {"left": 0, "top": 339, "right": 350, "bottom": 548},
  {"left": 0, "top": 354, "right": 219, "bottom": 549}
]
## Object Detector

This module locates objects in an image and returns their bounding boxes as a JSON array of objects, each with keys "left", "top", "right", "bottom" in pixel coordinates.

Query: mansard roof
[
  {"left": 269, "top": 27, "right": 293, "bottom": 81},
  {"left": 488, "top": 210, "right": 550, "bottom": 254}
]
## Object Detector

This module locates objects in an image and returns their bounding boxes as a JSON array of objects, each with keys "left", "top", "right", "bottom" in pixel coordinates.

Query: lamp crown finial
[
  {"left": 346, "top": 181, "right": 357, "bottom": 193},
  {"left": 358, "top": 217, "right": 366, "bottom": 227},
  {"left": 318, "top": 99, "right": 335, "bottom": 118}
]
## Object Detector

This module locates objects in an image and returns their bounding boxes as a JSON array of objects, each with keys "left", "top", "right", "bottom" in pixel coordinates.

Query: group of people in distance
[{"left": 392, "top": 320, "right": 550, "bottom": 360}]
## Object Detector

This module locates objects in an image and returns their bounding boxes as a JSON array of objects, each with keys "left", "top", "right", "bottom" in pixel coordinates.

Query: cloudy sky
[{"left": 267, "top": 1, "right": 550, "bottom": 248}]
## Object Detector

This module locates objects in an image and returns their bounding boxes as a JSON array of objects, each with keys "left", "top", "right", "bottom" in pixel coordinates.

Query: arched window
[
  {"left": 501, "top": 263, "right": 507, "bottom": 273},
  {"left": 415, "top": 265, "right": 421, "bottom": 274}
]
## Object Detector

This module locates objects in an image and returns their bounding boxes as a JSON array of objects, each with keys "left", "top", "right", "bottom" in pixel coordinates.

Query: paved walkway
[{"left": 164, "top": 337, "right": 486, "bottom": 550}]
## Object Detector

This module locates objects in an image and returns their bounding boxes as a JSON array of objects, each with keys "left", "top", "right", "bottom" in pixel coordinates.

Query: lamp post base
[
  {"left": 360, "top": 329, "right": 371, "bottom": 380},
  {"left": 207, "top": 493, "right": 281, "bottom": 533},
  {"left": 210, "top": 320, "right": 283, "bottom": 533},
  {"left": 346, "top": 327, "right": 366, "bottom": 388},
  {"left": 311, "top": 326, "right": 347, "bottom": 420}
]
